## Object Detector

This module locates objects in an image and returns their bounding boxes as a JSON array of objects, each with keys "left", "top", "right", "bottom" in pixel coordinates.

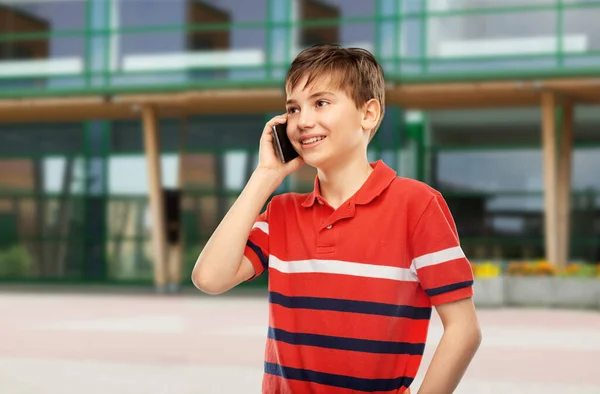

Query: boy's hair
[{"left": 285, "top": 44, "right": 385, "bottom": 141}]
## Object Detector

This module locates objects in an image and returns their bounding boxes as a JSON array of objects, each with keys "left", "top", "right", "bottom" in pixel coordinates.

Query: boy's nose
[{"left": 297, "top": 112, "right": 315, "bottom": 130}]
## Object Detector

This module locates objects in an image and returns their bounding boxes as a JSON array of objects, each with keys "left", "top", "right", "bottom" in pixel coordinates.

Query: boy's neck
[{"left": 317, "top": 157, "right": 374, "bottom": 210}]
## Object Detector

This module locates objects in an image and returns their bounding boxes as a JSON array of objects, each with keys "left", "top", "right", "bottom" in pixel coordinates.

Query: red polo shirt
[{"left": 244, "top": 160, "right": 474, "bottom": 394}]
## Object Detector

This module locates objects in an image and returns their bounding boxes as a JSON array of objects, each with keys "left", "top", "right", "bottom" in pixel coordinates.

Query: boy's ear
[{"left": 361, "top": 99, "right": 381, "bottom": 134}]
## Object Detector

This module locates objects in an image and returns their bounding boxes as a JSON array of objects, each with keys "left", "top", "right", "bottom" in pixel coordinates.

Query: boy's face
[{"left": 285, "top": 75, "right": 372, "bottom": 170}]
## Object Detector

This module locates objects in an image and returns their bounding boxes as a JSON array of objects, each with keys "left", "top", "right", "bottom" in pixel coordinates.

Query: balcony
[{"left": 0, "top": 0, "right": 598, "bottom": 100}]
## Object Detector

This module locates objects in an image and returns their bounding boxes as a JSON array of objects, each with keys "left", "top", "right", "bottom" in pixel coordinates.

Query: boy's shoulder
[
  {"left": 384, "top": 178, "right": 445, "bottom": 225},
  {"left": 387, "top": 176, "right": 442, "bottom": 202}
]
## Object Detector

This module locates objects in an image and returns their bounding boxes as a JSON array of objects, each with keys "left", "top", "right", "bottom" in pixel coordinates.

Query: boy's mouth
[{"left": 300, "top": 136, "right": 326, "bottom": 145}]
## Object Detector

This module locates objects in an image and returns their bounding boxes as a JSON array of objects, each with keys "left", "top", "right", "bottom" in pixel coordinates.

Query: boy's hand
[{"left": 256, "top": 114, "right": 304, "bottom": 180}]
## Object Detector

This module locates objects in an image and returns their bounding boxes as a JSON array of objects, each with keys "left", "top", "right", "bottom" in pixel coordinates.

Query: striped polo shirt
[{"left": 244, "top": 160, "right": 474, "bottom": 394}]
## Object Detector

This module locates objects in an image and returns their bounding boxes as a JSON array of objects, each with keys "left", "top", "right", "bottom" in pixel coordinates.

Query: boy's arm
[
  {"left": 191, "top": 169, "right": 281, "bottom": 294},
  {"left": 408, "top": 191, "right": 481, "bottom": 393},
  {"left": 191, "top": 114, "right": 303, "bottom": 295},
  {"left": 416, "top": 298, "right": 482, "bottom": 394}
]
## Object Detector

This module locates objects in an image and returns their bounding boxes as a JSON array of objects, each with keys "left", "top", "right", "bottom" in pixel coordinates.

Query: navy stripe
[
  {"left": 246, "top": 240, "right": 268, "bottom": 269},
  {"left": 265, "top": 362, "right": 413, "bottom": 392},
  {"left": 268, "top": 327, "right": 425, "bottom": 355},
  {"left": 269, "top": 291, "right": 431, "bottom": 320},
  {"left": 425, "top": 280, "right": 474, "bottom": 297}
]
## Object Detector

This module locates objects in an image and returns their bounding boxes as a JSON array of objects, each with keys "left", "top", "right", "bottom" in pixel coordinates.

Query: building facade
[{"left": 0, "top": 0, "right": 598, "bottom": 285}]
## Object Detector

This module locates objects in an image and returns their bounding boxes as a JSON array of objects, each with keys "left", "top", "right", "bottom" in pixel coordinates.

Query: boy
[{"left": 192, "top": 45, "right": 481, "bottom": 394}]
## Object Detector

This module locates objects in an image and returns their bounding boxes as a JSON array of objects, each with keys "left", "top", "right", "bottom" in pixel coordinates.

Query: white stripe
[
  {"left": 123, "top": 49, "right": 265, "bottom": 71},
  {"left": 412, "top": 246, "right": 465, "bottom": 271},
  {"left": 252, "top": 221, "right": 269, "bottom": 235},
  {"left": 0, "top": 58, "right": 82, "bottom": 77},
  {"left": 269, "top": 256, "right": 418, "bottom": 282}
]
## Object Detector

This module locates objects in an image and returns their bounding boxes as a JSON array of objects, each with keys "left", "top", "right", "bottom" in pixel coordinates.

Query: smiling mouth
[{"left": 301, "top": 136, "right": 326, "bottom": 145}]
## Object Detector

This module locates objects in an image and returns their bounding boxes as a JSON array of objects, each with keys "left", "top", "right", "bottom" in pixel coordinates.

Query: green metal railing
[{"left": 0, "top": 0, "right": 599, "bottom": 99}]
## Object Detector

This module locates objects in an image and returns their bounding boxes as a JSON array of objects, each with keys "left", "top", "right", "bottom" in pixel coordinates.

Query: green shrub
[{"left": 0, "top": 245, "right": 33, "bottom": 278}]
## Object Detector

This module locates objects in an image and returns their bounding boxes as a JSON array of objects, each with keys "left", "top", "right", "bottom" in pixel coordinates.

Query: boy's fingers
[
  {"left": 266, "top": 114, "right": 287, "bottom": 127},
  {"left": 262, "top": 114, "right": 288, "bottom": 137}
]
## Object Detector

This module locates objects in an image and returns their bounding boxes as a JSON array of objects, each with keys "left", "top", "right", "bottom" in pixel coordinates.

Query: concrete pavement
[{"left": 0, "top": 290, "right": 599, "bottom": 393}]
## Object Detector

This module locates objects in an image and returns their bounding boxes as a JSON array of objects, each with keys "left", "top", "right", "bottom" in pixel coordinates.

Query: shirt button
[{"left": 326, "top": 225, "right": 333, "bottom": 229}]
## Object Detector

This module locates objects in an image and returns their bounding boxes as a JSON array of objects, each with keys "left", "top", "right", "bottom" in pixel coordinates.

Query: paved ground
[{"left": 0, "top": 288, "right": 599, "bottom": 394}]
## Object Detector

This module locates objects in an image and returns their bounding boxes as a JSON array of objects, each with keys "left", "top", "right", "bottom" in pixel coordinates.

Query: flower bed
[{"left": 470, "top": 260, "right": 600, "bottom": 309}]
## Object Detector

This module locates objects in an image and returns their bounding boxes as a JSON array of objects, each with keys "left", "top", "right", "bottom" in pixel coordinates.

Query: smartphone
[{"left": 272, "top": 123, "right": 299, "bottom": 163}]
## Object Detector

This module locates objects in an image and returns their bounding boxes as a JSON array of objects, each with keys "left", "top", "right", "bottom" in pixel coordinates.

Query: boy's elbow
[
  {"left": 191, "top": 266, "right": 226, "bottom": 295},
  {"left": 468, "top": 324, "right": 483, "bottom": 351},
  {"left": 446, "top": 320, "right": 482, "bottom": 350},
  {"left": 474, "top": 325, "right": 483, "bottom": 347}
]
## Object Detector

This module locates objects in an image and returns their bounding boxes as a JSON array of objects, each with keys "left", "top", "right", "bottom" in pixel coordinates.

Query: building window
[
  {"left": 186, "top": 1, "right": 230, "bottom": 51},
  {"left": 0, "top": 4, "right": 49, "bottom": 60},
  {"left": 299, "top": 0, "right": 340, "bottom": 48}
]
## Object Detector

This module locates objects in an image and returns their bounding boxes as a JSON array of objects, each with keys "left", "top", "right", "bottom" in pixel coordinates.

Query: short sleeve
[
  {"left": 410, "top": 193, "right": 474, "bottom": 306},
  {"left": 243, "top": 202, "right": 271, "bottom": 280}
]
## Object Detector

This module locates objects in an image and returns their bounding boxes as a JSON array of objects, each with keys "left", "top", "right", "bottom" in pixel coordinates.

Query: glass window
[
  {"left": 185, "top": 115, "right": 264, "bottom": 150},
  {"left": 195, "top": 195, "right": 219, "bottom": 236},
  {"left": 0, "top": 2, "right": 86, "bottom": 60},
  {"left": 180, "top": 153, "right": 216, "bottom": 190},
  {"left": 0, "top": 1, "right": 86, "bottom": 88},
  {"left": 114, "top": 0, "right": 268, "bottom": 85},
  {"left": 435, "top": 150, "right": 543, "bottom": 192},
  {"left": 433, "top": 125, "right": 541, "bottom": 147},
  {"left": 117, "top": 0, "right": 186, "bottom": 28},
  {"left": 573, "top": 149, "right": 600, "bottom": 190},
  {"left": 111, "top": 115, "right": 265, "bottom": 153},
  {"left": 43, "top": 157, "right": 85, "bottom": 195},
  {"left": 111, "top": 119, "right": 184, "bottom": 153},
  {"left": 426, "top": 3, "right": 558, "bottom": 74},
  {"left": 224, "top": 151, "right": 250, "bottom": 191},
  {"left": 0, "top": 123, "right": 84, "bottom": 155},
  {"left": 428, "top": 0, "right": 554, "bottom": 11},
  {"left": 0, "top": 159, "right": 35, "bottom": 193},
  {"left": 435, "top": 146, "right": 600, "bottom": 260},
  {"left": 564, "top": 6, "right": 600, "bottom": 52},
  {"left": 107, "top": 199, "right": 149, "bottom": 241},
  {"left": 108, "top": 154, "right": 180, "bottom": 195},
  {"left": 0, "top": 0, "right": 86, "bottom": 32},
  {"left": 564, "top": 7, "right": 600, "bottom": 68},
  {"left": 294, "top": 0, "right": 376, "bottom": 57},
  {"left": 436, "top": 148, "right": 600, "bottom": 193},
  {"left": 108, "top": 151, "right": 257, "bottom": 195}
]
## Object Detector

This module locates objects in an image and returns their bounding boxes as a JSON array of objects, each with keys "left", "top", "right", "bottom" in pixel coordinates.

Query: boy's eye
[
  {"left": 316, "top": 100, "right": 328, "bottom": 107},
  {"left": 287, "top": 107, "right": 299, "bottom": 114}
]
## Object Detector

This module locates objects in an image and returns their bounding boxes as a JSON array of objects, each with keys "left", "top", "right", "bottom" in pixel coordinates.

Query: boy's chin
[
  {"left": 300, "top": 153, "right": 325, "bottom": 169},
  {"left": 301, "top": 151, "right": 337, "bottom": 170}
]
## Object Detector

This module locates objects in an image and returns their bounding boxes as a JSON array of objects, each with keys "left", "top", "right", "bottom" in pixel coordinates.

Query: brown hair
[{"left": 285, "top": 44, "right": 386, "bottom": 141}]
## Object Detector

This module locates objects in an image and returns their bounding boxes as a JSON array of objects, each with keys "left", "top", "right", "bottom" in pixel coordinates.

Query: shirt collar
[{"left": 301, "top": 160, "right": 397, "bottom": 208}]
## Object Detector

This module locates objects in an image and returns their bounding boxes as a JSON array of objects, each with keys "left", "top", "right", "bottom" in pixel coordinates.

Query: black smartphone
[{"left": 272, "top": 123, "right": 299, "bottom": 163}]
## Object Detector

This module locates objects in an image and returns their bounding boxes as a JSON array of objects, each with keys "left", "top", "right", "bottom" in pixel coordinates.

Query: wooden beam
[
  {"left": 393, "top": 96, "right": 540, "bottom": 110},
  {"left": 541, "top": 91, "right": 560, "bottom": 267},
  {"left": 557, "top": 101, "right": 574, "bottom": 270},
  {"left": 2, "top": 78, "right": 600, "bottom": 124},
  {"left": 141, "top": 105, "right": 168, "bottom": 290}
]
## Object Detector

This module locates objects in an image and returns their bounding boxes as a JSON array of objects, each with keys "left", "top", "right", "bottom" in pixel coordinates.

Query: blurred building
[{"left": 0, "top": 0, "right": 598, "bottom": 287}]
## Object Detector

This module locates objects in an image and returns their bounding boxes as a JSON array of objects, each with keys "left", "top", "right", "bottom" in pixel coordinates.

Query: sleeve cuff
[
  {"left": 244, "top": 243, "right": 267, "bottom": 281},
  {"left": 429, "top": 285, "right": 474, "bottom": 306}
]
